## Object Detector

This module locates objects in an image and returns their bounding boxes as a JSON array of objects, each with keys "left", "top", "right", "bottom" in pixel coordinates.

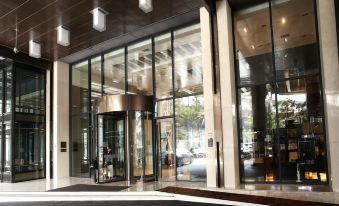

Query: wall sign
[{"left": 61, "top": 141, "right": 67, "bottom": 152}]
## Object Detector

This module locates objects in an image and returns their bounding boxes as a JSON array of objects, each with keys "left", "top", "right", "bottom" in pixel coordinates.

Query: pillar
[
  {"left": 217, "top": 0, "right": 240, "bottom": 189},
  {"left": 317, "top": 0, "right": 339, "bottom": 192},
  {"left": 53, "top": 61, "right": 70, "bottom": 181}
]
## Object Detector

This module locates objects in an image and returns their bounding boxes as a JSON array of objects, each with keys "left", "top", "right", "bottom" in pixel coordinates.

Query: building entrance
[{"left": 94, "top": 95, "right": 154, "bottom": 183}]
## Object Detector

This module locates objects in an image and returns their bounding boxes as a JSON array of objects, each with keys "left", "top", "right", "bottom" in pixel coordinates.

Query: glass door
[
  {"left": 130, "top": 111, "right": 154, "bottom": 182},
  {"left": 97, "top": 114, "right": 125, "bottom": 183}
]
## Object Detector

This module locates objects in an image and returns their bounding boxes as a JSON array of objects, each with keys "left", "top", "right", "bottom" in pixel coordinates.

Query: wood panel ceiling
[{"left": 0, "top": 0, "right": 205, "bottom": 61}]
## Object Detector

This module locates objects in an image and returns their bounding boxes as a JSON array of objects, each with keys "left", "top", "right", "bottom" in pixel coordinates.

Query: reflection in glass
[
  {"left": 104, "top": 49, "right": 125, "bottom": 95},
  {"left": 154, "top": 33, "right": 173, "bottom": 99},
  {"left": 15, "top": 67, "right": 45, "bottom": 114},
  {"left": 72, "top": 61, "right": 89, "bottom": 114},
  {"left": 0, "top": 126, "right": 2, "bottom": 178},
  {"left": 5, "top": 68, "right": 12, "bottom": 113},
  {"left": 4, "top": 124, "right": 12, "bottom": 182},
  {"left": 277, "top": 77, "right": 327, "bottom": 183},
  {"left": 131, "top": 111, "right": 143, "bottom": 178},
  {"left": 272, "top": 0, "right": 319, "bottom": 79},
  {"left": 238, "top": 84, "right": 278, "bottom": 182},
  {"left": 144, "top": 112, "right": 153, "bottom": 176},
  {"left": 175, "top": 95, "right": 205, "bottom": 181},
  {"left": 71, "top": 115, "right": 89, "bottom": 177},
  {"left": 14, "top": 122, "right": 45, "bottom": 182},
  {"left": 234, "top": 2, "right": 274, "bottom": 86},
  {"left": 157, "top": 118, "right": 175, "bottom": 181},
  {"left": 127, "top": 40, "right": 153, "bottom": 95},
  {"left": 91, "top": 56, "right": 102, "bottom": 103},
  {"left": 0, "top": 70, "right": 3, "bottom": 113},
  {"left": 155, "top": 99, "right": 173, "bottom": 118},
  {"left": 174, "top": 24, "right": 203, "bottom": 96},
  {"left": 13, "top": 66, "right": 46, "bottom": 182}
]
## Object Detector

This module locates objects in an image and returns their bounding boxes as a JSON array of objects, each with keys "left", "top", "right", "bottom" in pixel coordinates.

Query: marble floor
[{"left": 0, "top": 178, "right": 338, "bottom": 204}]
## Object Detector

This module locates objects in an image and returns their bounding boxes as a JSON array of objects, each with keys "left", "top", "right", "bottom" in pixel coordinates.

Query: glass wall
[
  {"left": 0, "top": 58, "right": 46, "bottom": 183},
  {"left": 174, "top": 24, "right": 203, "bottom": 97},
  {"left": 71, "top": 60, "right": 90, "bottom": 177},
  {"left": 154, "top": 23, "right": 206, "bottom": 182},
  {"left": 234, "top": 0, "right": 327, "bottom": 184},
  {"left": 127, "top": 40, "right": 153, "bottom": 96},
  {"left": 104, "top": 49, "right": 125, "bottom": 95},
  {"left": 70, "top": 23, "right": 204, "bottom": 182},
  {"left": 14, "top": 66, "right": 45, "bottom": 182}
]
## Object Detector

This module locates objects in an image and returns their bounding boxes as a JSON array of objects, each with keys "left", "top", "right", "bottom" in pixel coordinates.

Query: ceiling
[
  {"left": 234, "top": 0, "right": 316, "bottom": 58},
  {"left": 0, "top": 0, "right": 206, "bottom": 63}
]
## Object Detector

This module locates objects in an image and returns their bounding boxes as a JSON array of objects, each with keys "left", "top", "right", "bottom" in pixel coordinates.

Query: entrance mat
[
  {"left": 158, "top": 187, "right": 336, "bottom": 206},
  {"left": 49, "top": 184, "right": 130, "bottom": 192}
]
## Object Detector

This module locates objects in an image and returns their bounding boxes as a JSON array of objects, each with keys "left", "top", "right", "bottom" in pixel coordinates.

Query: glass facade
[
  {"left": 0, "top": 58, "right": 46, "bottom": 183},
  {"left": 70, "top": 23, "right": 205, "bottom": 182},
  {"left": 234, "top": 0, "right": 328, "bottom": 184}
]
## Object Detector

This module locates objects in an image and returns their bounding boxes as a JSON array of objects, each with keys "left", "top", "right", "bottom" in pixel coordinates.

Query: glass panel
[
  {"left": 97, "top": 115, "right": 125, "bottom": 182},
  {"left": 0, "top": 70, "right": 3, "bottom": 113},
  {"left": 272, "top": 0, "right": 319, "bottom": 79},
  {"left": 174, "top": 24, "right": 203, "bottom": 96},
  {"left": 127, "top": 40, "right": 153, "bottom": 95},
  {"left": 131, "top": 111, "right": 144, "bottom": 178},
  {"left": 72, "top": 61, "right": 89, "bottom": 114},
  {"left": 157, "top": 118, "right": 175, "bottom": 181},
  {"left": 238, "top": 84, "right": 278, "bottom": 182},
  {"left": 234, "top": 2, "right": 274, "bottom": 86},
  {"left": 3, "top": 123, "right": 12, "bottom": 182},
  {"left": 155, "top": 99, "right": 173, "bottom": 118},
  {"left": 15, "top": 67, "right": 45, "bottom": 114},
  {"left": 155, "top": 33, "right": 173, "bottom": 99},
  {"left": 71, "top": 115, "right": 89, "bottom": 177},
  {"left": 14, "top": 122, "right": 45, "bottom": 182},
  {"left": 175, "top": 95, "right": 206, "bottom": 181},
  {"left": 277, "top": 76, "right": 327, "bottom": 183},
  {"left": 0, "top": 126, "right": 2, "bottom": 178},
  {"left": 144, "top": 112, "right": 153, "bottom": 176},
  {"left": 91, "top": 56, "right": 102, "bottom": 103},
  {"left": 5, "top": 68, "right": 12, "bottom": 114},
  {"left": 104, "top": 49, "right": 125, "bottom": 95}
]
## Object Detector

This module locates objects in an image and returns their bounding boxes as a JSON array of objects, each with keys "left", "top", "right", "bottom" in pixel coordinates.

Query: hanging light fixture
[
  {"left": 57, "top": 26, "right": 70, "bottom": 46},
  {"left": 139, "top": 0, "right": 153, "bottom": 13},
  {"left": 90, "top": 7, "right": 108, "bottom": 32},
  {"left": 29, "top": 40, "right": 41, "bottom": 58}
]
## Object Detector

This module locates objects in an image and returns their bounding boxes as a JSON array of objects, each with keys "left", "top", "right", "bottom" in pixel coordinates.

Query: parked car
[
  {"left": 191, "top": 148, "right": 206, "bottom": 158},
  {"left": 161, "top": 148, "right": 194, "bottom": 167},
  {"left": 176, "top": 148, "right": 193, "bottom": 167}
]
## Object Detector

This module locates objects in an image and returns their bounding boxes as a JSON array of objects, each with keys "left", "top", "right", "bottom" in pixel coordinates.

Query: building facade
[{"left": 0, "top": 0, "right": 339, "bottom": 193}]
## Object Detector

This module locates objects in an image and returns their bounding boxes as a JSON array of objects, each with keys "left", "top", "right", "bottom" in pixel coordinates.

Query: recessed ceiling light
[
  {"left": 281, "top": 17, "right": 286, "bottom": 24},
  {"left": 243, "top": 27, "right": 248, "bottom": 33},
  {"left": 284, "top": 38, "right": 288, "bottom": 42},
  {"left": 251, "top": 45, "right": 255, "bottom": 49}
]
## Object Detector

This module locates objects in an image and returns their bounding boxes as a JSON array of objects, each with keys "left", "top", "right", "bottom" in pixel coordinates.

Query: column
[
  {"left": 200, "top": 6, "right": 218, "bottom": 188},
  {"left": 46, "top": 68, "right": 51, "bottom": 187},
  {"left": 317, "top": 0, "right": 339, "bottom": 192},
  {"left": 217, "top": 0, "right": 240, "bottom": 189},
  {"left": 53, "top": 61, "right": 70, "bottom": 181}
]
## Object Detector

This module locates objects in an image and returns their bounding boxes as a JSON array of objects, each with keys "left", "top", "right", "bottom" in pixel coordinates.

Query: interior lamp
[
  {"left": 29, "top": 40, "right": 41, "bottom": 58},
  {"left": 91, "top": 7, "right": 108, "bottom": 32},
  {"left": 57, "top": 26, "right": 70, "bottom": 46},
  {"left": 139, "top": 0, "right": 153, "bottom": 13}
]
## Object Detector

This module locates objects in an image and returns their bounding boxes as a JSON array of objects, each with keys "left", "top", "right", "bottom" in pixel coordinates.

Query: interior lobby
[{"left": 0, "top": 0, "right": 339, "bottom": 205}]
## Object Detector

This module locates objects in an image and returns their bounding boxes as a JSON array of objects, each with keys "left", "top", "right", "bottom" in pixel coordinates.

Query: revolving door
[{"left": 95, "top": 95, "right": 154, "bottom": 183}]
